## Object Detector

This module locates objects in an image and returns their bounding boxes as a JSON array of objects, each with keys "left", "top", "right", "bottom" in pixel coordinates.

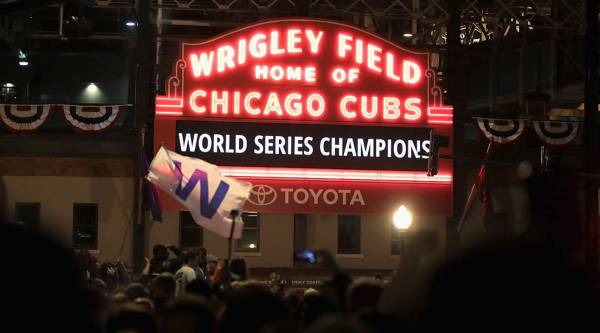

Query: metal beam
[{"left": 584, "top": 0, "right": 599, "bottom": 278}]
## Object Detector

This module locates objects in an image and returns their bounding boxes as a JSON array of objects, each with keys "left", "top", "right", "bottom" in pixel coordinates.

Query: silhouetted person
[
  {"left": 194, "top": 247, "right": 208, "bottom": 281},
  {"left": 106, "top": 303, "right": 156, "bottom": 333},
  {"left": 73, "top": 248, "right": 97, "bottom": 284},
  {"left": 0, "top": 221, "right": 96, "bottom": 331},
  {"left": 418, "top": 239, "right": 596, "bottom": 332},
  {"left": 158, "top": 295, "right": 215, "bottom": 333},
  {"left": 304, "top": 314, "right": 372, "bottom": 333},
  {"left": 229, "top": 257, "right": 248, "bottom": 281},
  {"left": 346, "top": 278, "right": 383, "bottom": 315},
  {"left": 186, "top": 277, "right": 212, "bottom": 300},
  {"left": 150, "top": 244, "right": 185, "bottom": 275},
  {"left": 125, "top": 282, "right": 150, "bottom": 301},
  {"left": 298, "top": 294, "right": 339, "bottom": 331},
  {"left": 151, "top": 273, "right": 176, "bottom": 313},
  {"left": 220, "top": 286, "right": 288, "bottom": 333},
  {"left": 319, "top": 272, "right": 352, "bottom": 312},
  {"left": 98, "top": 261, "right": 119, "bottom": 292}
]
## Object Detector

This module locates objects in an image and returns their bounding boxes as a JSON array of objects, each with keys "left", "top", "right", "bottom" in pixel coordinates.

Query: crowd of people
[{"left": 2, "top": 214, "right": 599, "bottom": 333}]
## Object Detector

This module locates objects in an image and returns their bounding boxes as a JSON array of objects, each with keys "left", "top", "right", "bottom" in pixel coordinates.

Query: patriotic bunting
[
  {"left": 475, "top": 117, "right": 526, "bottom": 145},
  {"left": 0, "top": 104, "right": 51, "bottom": 131},
  {"left": 532, "top": 120, "right": 580, "bottom": 147},
  {"left": 474, "top": 117, "right": 581, "bottom": 147},
  {"left": 0, "top": 104, "right": 127, "bottom": 133},
  {"left": 61, "top": 105, "right": 123, "bottom": 132}
]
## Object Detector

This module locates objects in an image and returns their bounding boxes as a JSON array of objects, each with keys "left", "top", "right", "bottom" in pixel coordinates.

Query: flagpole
[
  {"left": 228, "top": 209, "right": 239, "bottom": 262},
  {"left": 457, "top": 141, "right": 493, "bottom": 232}
]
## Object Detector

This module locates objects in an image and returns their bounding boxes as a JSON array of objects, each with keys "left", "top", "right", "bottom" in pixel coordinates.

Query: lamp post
[{"left": 393, "top": 205, "right": 413, "bottom": 260}]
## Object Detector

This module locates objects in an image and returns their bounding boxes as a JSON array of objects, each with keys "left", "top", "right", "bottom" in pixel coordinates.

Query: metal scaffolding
[{"left": 0, "top": 1, "right": 586, "bottom": 45}]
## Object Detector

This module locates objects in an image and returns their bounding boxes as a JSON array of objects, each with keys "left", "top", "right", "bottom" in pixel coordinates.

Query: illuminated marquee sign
[
  {"left": 177, "top": 121, "right": 432, "bottom": 171},
  {"left": 155, "top": 18, "right": 453, "bottom": 215}
]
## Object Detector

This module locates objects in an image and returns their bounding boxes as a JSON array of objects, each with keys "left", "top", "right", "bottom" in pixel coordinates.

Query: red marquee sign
[{"left": 155, "top": 18, "right": 453, "bottom": 215}]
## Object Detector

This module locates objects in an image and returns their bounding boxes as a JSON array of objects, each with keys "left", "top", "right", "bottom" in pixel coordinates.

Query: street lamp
[
  {"left": 393, "top": 205, "right": 413, "bottom": 231},
  {"left": 393, "top": 205, "right": 412, "bottom": 260}
]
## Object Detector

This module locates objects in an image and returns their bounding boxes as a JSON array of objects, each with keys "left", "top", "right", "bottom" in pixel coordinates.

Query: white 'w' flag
[{"left": 146, "top": 147, "right": 252, "bottom": 239}]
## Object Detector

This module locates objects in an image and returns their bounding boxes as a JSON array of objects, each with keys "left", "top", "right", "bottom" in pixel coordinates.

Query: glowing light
[
  {"left": 367, "top": 44, "right": 383, "bottom": 72},
  {"left": 2, "top": 83, "right": 14, "bottom": 88},
  {"left": 337, "top": 33, "right": 353, "bottom": 58},
  {"left": 156, "top": 96, "right": 184, "bottom": 116},
  {"left": 393, "top": 205, "right": 413, "bottom": 230},
  {"left": 383, "top": 97, "right": 401, "bottom": 120},
  {"left": 18, "top": 50, "right": 28, "bottom": 66},
  {"left": 402, "top": 60, "right": 422, "bottom": 84},
  {"left": 190, "top": 52, "right": 214, "bottom": 78},
  {"left": 248, "top": 243, "right": 257, "bottom": 249},
  {"left": 305, "top": 29, "right": 323, "bottom": 54},
  {"left": 404, "top": 98, "right": 422, "bottom": 121},
  {"left": 340, "top": 95, "right": 358, "bottom": 119},
  {"left": 427, "top": 106, "right": 453, "bottom": 125},
  {"left": 85, "top": 82, "right": 98, "bottom": 93},
  {"left": 403, "top": 33, "right": 413, "bottom": 38},
  {"left": 218, "top": 166, "right": 452, "bottom": 183},
  {"left": 125, "top": 20, "right": 137, "bottom": 27},
  {"left": 189, "top": 90, "right": 207, "bottom": 113}
]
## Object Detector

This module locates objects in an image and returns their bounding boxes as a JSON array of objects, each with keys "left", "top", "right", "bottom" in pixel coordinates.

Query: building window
[
  {"left": 0, "top": 83, "right": 19, "bottom": 103},
  {"left": 73, "top": 203, "right": 98, "bottom": 249},
  {"left": 391, "top": 230, "right": 404, "bottom": 256},
  {"left": 294, "top": 214, "right": 308, "bottom": 252},
  {"left": 180, "top": 211, "right": 203, "bottom": 249},
  {"left": 15, "top": 202, "right": 40, "bottom": 230},
  {"left": 337, "top": 215, "right": 361, "bottom": 254},
  {"left": 294, "top": 214, "right": 308, "bottom": 264},
  {"left": 236, "top": 213, "right": 260, "bottom": 252}
]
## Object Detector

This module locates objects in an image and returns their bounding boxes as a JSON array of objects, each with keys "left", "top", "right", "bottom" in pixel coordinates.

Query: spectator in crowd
[
  {"left": 298, "top": 294, "right": 338, "bottom": 331},
  {"left": 150, "top": 273, "right": 176, "bottom": 313},
  {"left": 346, "top": 278, "right": 383, "bottom": 315},
  {"left": 149, "top": 244, "right": 185, "bottom": 276},
  {"left": 113, "top": 291, "right": 130, "bottom": 304},
  {"left": 175, "top": 250, "right": 199, "bottom": 295},
  {"left": 229, "top": 257, "right": 248, "bottom": 281},
  {"left": 158, "top": 295, "right": 215, "bottom": 333},
  {"left": 98, "top": 262, "right": 120, "bottom": 292},
  {"left": 219, "top": 285, "right": 289, "bottom": 333},
  {"left": 417, "top": 239, "right": 597, "bottom": 332},
  {"left": 194, "top": 247, "right": 208, "bottom": 281},
  {"left": 205, "top": 254, "right": 218, "bottom": 282},
  {"left": 186, "top": 277, "right": 212, "bottom": 300},
  {"left": 106, "top": 303, "right": 156, "bottom": 333},
  {"left": 73, "top": 248, "right": 98, "bottom": 284},
  {"left": 125, "top": 282, "right": 150, "bottom": 301},
  {"left": 91, "top": 278, "right": 108, "bottom": 295},
  {"left": 1, "top": 221, "right": 96, "bottom": 331}
]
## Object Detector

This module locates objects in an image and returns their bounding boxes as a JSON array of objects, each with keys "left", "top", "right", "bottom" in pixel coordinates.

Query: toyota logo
[{"left": 247, "top": 185, "right": 277, "bottom": 206}]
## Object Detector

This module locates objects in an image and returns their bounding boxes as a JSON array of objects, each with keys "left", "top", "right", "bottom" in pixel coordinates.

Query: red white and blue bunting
[
  {"left": 474, "top": 117, "right": 526, "bottom": 145},
  {"left": 0, "top": 104, "right": 51, "bottom": 131},
  {"left": 532, "top": 120, "right": 580, "bottom": 147},
  {"left": 61, "top": 105, "right": 123, "bottom": 132}
]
